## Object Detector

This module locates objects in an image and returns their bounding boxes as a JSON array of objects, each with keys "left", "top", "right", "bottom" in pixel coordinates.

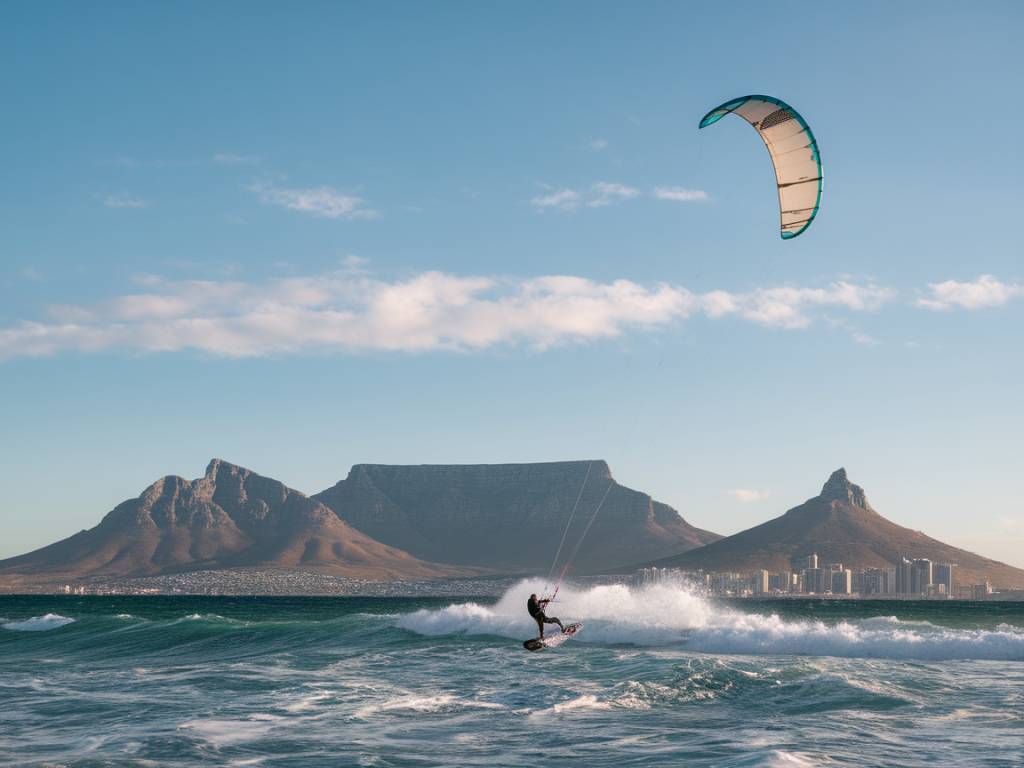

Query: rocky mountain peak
[
  {"left": 204, "top": 458, "right": 249, "bottom": 482},
  {"left": 820, "top": 467, "right": 870, "bottom": 509}
]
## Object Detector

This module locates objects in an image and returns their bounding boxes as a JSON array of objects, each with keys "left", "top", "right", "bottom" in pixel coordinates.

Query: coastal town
[{"left": 637, "top": 553, "right": 1000, "bottom": 600}]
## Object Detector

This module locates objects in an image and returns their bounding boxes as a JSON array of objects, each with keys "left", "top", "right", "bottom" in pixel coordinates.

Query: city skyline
[{"left": 639, "top": 553, "right": 989, "bottom": 600}]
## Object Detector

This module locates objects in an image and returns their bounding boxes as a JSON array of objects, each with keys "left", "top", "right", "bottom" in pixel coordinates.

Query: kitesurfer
[{"left": 527, "top": 593, "right": 564, "bottom": 639}]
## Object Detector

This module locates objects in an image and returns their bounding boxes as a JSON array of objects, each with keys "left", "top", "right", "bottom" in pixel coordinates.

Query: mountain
[
  {"left": 638, "top": 468, "right": 1024, "bottom": 589},
  {"left": 313, "top": 460, "right": 720, "bottom": 574},
  {"left": 0, "top": 459, "right": 463, "bottom": 583}
]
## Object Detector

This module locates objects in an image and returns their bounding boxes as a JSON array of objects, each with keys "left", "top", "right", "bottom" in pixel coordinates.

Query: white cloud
[
  {"left": 653, "top": 187, "right": 709, "bottom": 203},
  {"left": 588, "top": 139, "right": 609, "bottom": 151},
  {"left": 587, "top": 181, "right": 640, "bottom": 208},
  {"left": 850, "top": 331, "right": 878, "bottom": 346},
  {"left": 531, "top": 182, "right": 639, "bottom": 211},
  {"left": 252, "top": 183, "right": 378, "bottom": 220},
  {"left": 916, "top": 274, "right": 1024, "bottom": 311},
  {"left": 213, "top": 153, "right": 260, "bottom": 166},
  {"left": 700, "top": 282, "right": 894, "bottom": 329},
  {"left": 530, "top": 188, "right": 581, "bottom": 211},
  {"left": 0, "top": 270, "right": 897, "bottom": 361},
  {"left": 730, "top": 489, "right": 770, "bottom": 503},
  {"left": 103, "top": 195, "right": 148, "bottom": 209}
]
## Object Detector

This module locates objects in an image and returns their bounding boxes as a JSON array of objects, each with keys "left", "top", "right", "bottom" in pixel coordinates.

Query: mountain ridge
[
  {"left": 0, "top": 459, "right": 463, "bottom": 582},
  {"left": 638, "top": 468, "right": 1024, "bottom": 589},
  {"left": 313, "top": 459, "right": 721, "bottom": 574}
]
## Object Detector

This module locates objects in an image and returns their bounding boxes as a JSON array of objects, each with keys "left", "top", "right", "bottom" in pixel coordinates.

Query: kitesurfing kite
[{"left": 699, "top": 95, "right": 822, "bottom": 239}]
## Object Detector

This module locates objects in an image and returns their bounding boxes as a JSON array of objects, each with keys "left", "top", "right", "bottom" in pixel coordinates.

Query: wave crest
[
  {"left": 2, "top": 613, "right": 76, "bottom": 632},
  {"left": 398, "top": 579, "right": 1024, "bottom": 661}
]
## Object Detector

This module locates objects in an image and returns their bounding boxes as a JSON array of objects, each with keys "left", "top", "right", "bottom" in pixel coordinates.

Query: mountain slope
[
  {"left": 0, "top": 460, "right": 462, "bottom": 582},
  {"left": 313, "top": 460, "right": 720, "bottom": 574},
  {"left": 639, "top": 469, "right": 1024, "bottom": 589}
]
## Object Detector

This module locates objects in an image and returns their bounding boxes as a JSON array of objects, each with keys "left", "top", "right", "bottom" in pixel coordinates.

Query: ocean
[{"left": 2, "top": 581, "right": 1022, "bottom": 767}]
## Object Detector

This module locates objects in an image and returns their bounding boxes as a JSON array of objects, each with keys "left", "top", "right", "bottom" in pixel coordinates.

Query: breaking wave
[
  {"left": 1, "top": 613, "right": 76, "bottom": 632},
  {"left": 398, "top": 580, "right": 1024, "bottom": 661}
]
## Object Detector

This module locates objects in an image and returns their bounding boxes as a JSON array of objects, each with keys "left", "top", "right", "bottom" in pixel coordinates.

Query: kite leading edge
[{"left": 699, "top": 95, "right": 822, "bottom": 239}]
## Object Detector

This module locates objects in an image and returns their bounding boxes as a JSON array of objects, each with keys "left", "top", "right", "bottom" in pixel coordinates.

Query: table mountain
[
  {"left": 313, "top": 460, "right": 720, "bottom": 574},
  {"left": 0, "top": 459, "right": 463, "bottom": 582},
  {"left": 638, "top": 468, "right": 1024, "bottom": 588}
]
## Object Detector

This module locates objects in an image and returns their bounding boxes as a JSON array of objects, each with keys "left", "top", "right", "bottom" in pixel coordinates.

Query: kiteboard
[{"left": 522, "top": 622, "right": 583, "bottom": 652}]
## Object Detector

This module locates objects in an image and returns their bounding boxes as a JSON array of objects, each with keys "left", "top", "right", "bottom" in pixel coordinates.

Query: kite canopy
[{"left": 699, "top": 95, "right": 822, "bottom": 239}]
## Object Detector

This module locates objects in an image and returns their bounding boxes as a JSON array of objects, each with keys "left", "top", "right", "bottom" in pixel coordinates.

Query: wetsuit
[{"left": 527, "top": 596, "right": 564, "bottom": 638}]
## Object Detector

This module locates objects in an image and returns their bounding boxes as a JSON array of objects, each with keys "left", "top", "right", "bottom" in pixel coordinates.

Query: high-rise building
[
  {"left": 803, "top": 567, "right": 830, "bottom": 594},
  {"left": 793, "top": 553, "right": 818, "bottom": 572},
  {"left": 911, "top": 559, "right": 933, "bottom": 595},
  {"left": 768, "top": 571, "right": 791, "bottom": 592},
  {"left": 754, "top": 570, "right": 770, "bottom": 595},
  {"left": 934, "top": 564, "right": 955, "bottom": 596},
  {"left": 863, "top": 568, "right": 894, "bottom": 596},
  {"left": 831, "top": 569, "right": 853, "bottom": 595},
  {"left": 896, "top": 558, "right": 914, "bottom": 595}
]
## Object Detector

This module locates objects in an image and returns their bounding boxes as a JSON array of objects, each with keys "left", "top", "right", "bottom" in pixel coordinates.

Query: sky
[{"left": 1, "top": 2, "right": 1022, "bottom": 568}]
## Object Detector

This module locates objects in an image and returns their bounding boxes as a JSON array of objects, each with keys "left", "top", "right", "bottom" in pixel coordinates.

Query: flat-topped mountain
[
  {"left": 640, "top": 468, "right": 1024, "bottom": 588},
  {"left": 313, "top": 460, "right": 721, "bottom": 574},
  {"left": 0, "top": 460, "right": 462, "bottom": 583}
]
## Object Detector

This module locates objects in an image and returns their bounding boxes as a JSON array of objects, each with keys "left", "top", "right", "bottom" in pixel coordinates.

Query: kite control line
[
  {"left": 546, "top": 479, "right": 615, "bottom": 602},
  {"left": 543, "top": 461, "right": 593, "bottom": 597}
]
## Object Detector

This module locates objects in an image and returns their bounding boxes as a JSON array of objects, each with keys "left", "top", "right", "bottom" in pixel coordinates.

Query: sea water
[{"left": 1, "top": 581, "right": 1022, "bottom": 767}]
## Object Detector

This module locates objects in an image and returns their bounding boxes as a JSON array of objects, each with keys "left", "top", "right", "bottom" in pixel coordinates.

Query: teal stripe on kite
[{"left": 698, "top": 94, "right": 823, "bottom": 240}]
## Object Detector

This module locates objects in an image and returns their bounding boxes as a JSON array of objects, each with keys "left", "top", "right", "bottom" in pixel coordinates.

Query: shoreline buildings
[{"left": 635, "top": 553, "right": 978, "bottom": 599}]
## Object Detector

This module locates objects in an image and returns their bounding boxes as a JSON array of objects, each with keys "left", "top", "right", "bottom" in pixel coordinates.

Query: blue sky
[{"left": 2, "top": 2, "right": 1022, "bottom": 568}]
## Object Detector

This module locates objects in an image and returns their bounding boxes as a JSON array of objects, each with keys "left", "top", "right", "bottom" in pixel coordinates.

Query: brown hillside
[
  {"left": 640, "top": 469, "right": 1024, "bottom": 589},
  {"left": 0, "top": 460, "right": 464, "bottom": 582},
  {"left": 315, "top": 460, "right": 721, "bottom": 574}
]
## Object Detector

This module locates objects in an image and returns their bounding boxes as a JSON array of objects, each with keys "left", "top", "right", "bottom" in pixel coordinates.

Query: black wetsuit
[{"left": 527, "top": 596, "right": 564, "bottom": 637}]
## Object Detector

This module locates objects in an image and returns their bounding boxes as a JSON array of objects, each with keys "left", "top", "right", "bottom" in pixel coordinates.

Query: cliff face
[
  {"left": 313, "top": 460, "right": 720, "bottom": 574},
  {"left": 641, "top": 469, "right": 1024, "bottom": 589},
  {"left": 0, "top": 460, "right": 463, "bottom": 581}
]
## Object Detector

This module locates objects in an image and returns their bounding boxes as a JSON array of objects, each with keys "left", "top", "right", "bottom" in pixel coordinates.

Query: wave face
[
  {"left": 399, "top": 580, "right": 1024, "bottom": 661},
  {"left": 1, "top": 613, "right": 75, "bottom": 632},
  {"left": 0, "top": 590, "right": 1022, "bottom": 768}
]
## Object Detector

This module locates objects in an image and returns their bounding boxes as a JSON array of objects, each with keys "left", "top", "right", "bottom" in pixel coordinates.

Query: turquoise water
[{"left": 2, "top": 581, "right": 1023, "bottom": 767}]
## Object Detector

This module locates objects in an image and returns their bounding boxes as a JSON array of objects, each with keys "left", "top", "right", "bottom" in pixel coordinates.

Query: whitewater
[{"left": 2, "top": 582, "right": 1022, "bottom": 767}]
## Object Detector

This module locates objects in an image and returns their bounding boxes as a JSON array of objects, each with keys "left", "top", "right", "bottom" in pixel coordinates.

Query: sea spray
[{"left": 398, "top": 579, "right": 1024, "bottom": 661}]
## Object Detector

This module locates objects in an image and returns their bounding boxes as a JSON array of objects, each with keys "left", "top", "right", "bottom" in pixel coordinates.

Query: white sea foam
[
  {"left": 530, "top": 694, "right": 612, "bottom": 717},
  {"left": 354, "top": 693, "right": 505, "bottom": 719},
  {"left": 398, "top": 579, "right": 1024, "bottom": 661},
  {"left": 281, "top": 689, "right": 334, "bottom": 713},
  {"left": 1, "top": 613, "right": 76, "bottom": 632},
  {"left": 178, "top": 714, "right": 283, "bottom": 748},
  {"left": 756, "top": 751, "right": 822, "bottom": 767}
]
